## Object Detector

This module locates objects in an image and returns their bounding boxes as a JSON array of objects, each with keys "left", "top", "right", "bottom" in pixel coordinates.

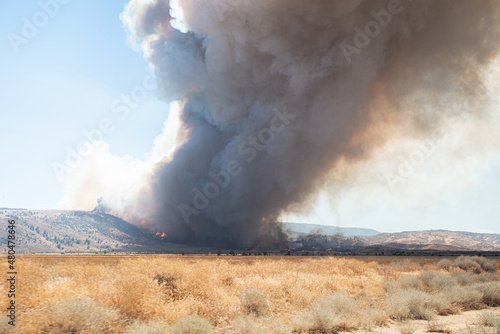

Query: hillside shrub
[
  {"left": 420, "top": 270, "right": 456, "bottom": 292},
  {"left": 477, "top": 311, "right": 500, "bottom": 327},
  {"left": 125, "top": 320, "right": 169, "bottom": 334},
  {"left": 0, "top": 318, "right": 14, "bottom": 334},
  {"left": 439, "top": 286, "right": 484, "bottom": 310},
  {"left": 43, "top": 298, "right": 121, "bottom": 333},
  {"left": 454, "top": 256, "right": 483, "bottom": 273},
  {"left": 359, "top": 308, "right": 387, "bottom": 330},
  {"left": 231, "top": 315, "right": 288, "bottom": 334},
  {"left": 382, "top": 280, "right": 399, "bottom": 293},
  {"left": 453, "top": 256, "right": 497, "bottom": 274},
  {"left": 398, "top": 321, "right": 418, "bottom": 334},
  {"left": 388, "top": 289, "right": 436, "bottom": 320},
  {"left": 293, "top": 293, "right": 359, "bottom": 333},
  {"left": 428, "top": 293, "right": 454, "bottom": 315},
  {"left": 437, "top": 259, "right": 453, "bottom": 271},
  {"left": 398, "top": 276, "right": 422, "bottom": 290},
  {"left": 241, "top": 287, "right": 268, "bottom": 315},
  {"left": 471, "top": 282, "right": 500, "bottom": 306},
  {"left": 171, "top": 316, "right": 213, "bottom": 334},
  {"left": 452, "top": 270, "right": 480, "bottom": 286},
  {"left": 472, "top": 257, "right": 498, "bottom": 273},
  {"left": 427, "top": 320, "right": 452, "bottom": 333}
]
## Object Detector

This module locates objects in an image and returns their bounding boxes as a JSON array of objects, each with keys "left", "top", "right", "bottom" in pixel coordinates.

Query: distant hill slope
[
  {"left": 2, "top": 208, "right": 499, "bottom": 253},
  {"left": 364, "top": 230, "right": 500, "bottom": 252},
  {"left": 283, "top": 222, "right": 380, "bottom": 238},
  {"left": 0, "top": 208, "right": 190, "bottom": 253}
]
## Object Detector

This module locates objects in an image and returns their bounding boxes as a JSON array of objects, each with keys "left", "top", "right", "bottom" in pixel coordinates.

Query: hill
[
  {"left": 3, "top": 208, "right": 499, "bottom": 253},
  {"left": 0, "top": 208, "right": 190, "bottom": 253},
  {"left": 283, "top": 222, "right": 380, "bottom": 238},
  {"left": 364, "top": 230, "right": 500, "bottom": 252}
]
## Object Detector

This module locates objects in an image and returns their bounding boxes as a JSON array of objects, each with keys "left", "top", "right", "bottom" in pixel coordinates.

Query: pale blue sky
[
  {"left": 0, "top": 1, "right": 499, "bottom": 234},
  {"left": 0, "top": 0, "right": 167, "bottom": 209}
]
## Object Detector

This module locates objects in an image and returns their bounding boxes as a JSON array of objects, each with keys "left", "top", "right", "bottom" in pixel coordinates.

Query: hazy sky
[{"left": 1, "top": 0, "right": 499, "bottom": 234}]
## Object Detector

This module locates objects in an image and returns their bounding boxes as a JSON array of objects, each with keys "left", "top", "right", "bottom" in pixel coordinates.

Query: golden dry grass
[{"left": 0, "top": 255, "right": 498, "bottom": 333}]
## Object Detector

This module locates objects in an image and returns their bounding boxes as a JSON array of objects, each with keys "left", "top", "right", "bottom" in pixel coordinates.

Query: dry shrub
[
  {"left": 428, "top": 293, "right": 454, "bottom": 316},
  {"left": 124, "top": 320, "right": 170, "bottom": 334},
  {"left": 439, "top": 286, "right": 484, "bottom": 310},
  {"left": 293, "top": 293, "right": 360, "bottom": 333},
  {"left": 477, "top": 311, "right": 500, "bottom": 327},
  {"left": 382, "top": 280, "right": 400, "bottom": 293},
  {"left": 390, "top": 260, "right": 422, "bottom": 271},
  {"left": 454, "top": 256, "right": 497, "bottom": 274},
  {"left": 293, "top": 303, "right": 341, "bottom": 333},
  {"left": 4, "top": 256, "right": 389, "bottom": 332},
  {"left": 171, "top": 315, "right": 213, "bottom": 334},
  {"left": 42, "top": 298, "right": 122, "bottom": 333},
  {"left": 427, "top": 320, "right": 452, "bottom": 333},
  {"left": 231, "top": 316, "right": 258, "bottom": 334},
  {"left": 109, "top": 277, "right": 150, "bottom": 319},
  {"left": 420, "top": 270, "right": 456, "bottom": 293},
  {"left": 231, "top": 315, "right": 288, "bottom": 334},
  {"left": 0, "top": 319, "right": 14, "bottom": 334},
  {"left": 455, "top": 256, "right": 483, "bottom": 274},
  {"left": 472, "top": 257, "right": 498, "bottom": 273},
  {"left": 482, "top": 273, "right": 500, "bottom": 282},
  {"left": 388, "top": 288, "right": 436, "bottom": 320},
  {"left": 464, "top": 325, "right": 493, "bottom": 334},
  {"left": 398, "top": 276, "right": 422, "bottom": 290},
  {"left": 452, "top": 270, "right": 481, "bottom": 286},
  {"left": 241, "top": 287, "right": 268, "bottom": 315},
  {"left": 437, "top": 259, "right": 453, "bottom": 271},
  {"left": 155, "top": 272, "right": 180, "bottom": 300},
  {"left": 155, "top": 273, "right": 178, "bottom": 289},
  {"left": 222, "top": 276, "right": 234, "bottom": 286},
  {"left": 359, "top": 308, "right": 387, "bottom": 330},
  {"left": 471, "top": 282, "right": 500, "bottom": 306},
  {"left": 262, "top": 317, "right": 289, "bottom": 334},
  {"left": 316, "top": 292, "right": 359, "bottom": 317},
  {"left": 6, "top": 255, "right": 499, "bottom": 333},
  {"left": 398, "top": 321, "right": 418, "bottom": 334}
]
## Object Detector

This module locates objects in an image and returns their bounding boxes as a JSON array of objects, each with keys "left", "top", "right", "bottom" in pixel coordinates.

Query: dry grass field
[{"left": 1, "top": 255, "right": 499, "bottom": 333}]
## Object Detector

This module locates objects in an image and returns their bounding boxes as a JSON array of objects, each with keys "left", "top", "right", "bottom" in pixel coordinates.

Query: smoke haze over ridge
[{"left": 60, "top": 0, "right": 500, "bottom": 247}]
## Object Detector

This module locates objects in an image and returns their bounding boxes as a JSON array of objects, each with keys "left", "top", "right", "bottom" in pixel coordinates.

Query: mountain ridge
[
  {"left": 283, "top": 222, "right": 380, "bottom": 238},
  {"left": 2, "top": 208, "right": 499, "bottom": 253},
  {"left": 0, "top": 208, "right": 193, "bottom": 253},
  {"left": 364, "top": 229, "right": 500, "bottom": 252}
]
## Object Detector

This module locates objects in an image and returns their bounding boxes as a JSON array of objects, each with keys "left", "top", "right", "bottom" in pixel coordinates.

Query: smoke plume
[{"left": 63, "top": 0, "right": 500, "bottom": 248}]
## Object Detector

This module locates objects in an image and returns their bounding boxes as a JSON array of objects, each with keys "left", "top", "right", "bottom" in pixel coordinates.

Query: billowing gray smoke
[{"left": 121, "top": 0, "right": 500, "bottom": 248}]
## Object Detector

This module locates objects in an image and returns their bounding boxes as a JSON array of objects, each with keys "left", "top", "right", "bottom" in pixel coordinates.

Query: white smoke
[{"left": 58, "top": 101, "right": 184, "bottom": 212}]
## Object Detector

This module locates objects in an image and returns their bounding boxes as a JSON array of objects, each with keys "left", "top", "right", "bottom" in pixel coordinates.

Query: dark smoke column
[{"left": 121, "top": 0, "right": 500, "bottom": 248}]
